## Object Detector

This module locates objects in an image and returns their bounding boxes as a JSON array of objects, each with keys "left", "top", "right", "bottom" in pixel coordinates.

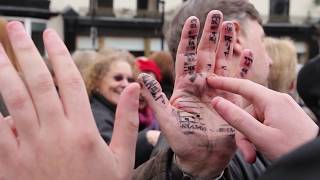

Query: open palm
[{"left": 139, "top": 10, "right": 253, "bottom": 177}]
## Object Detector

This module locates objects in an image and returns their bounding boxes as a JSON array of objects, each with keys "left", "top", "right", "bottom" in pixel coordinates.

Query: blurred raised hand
[
  {"left": 138, "top": 10, "right": 254, "bottom": 177},
  {"left": 0, "top": 21, "right": 139, "bottom": 180}
]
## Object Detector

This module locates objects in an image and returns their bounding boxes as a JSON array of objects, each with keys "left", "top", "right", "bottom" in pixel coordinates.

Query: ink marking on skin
[
  {"left": 141, "top": 74, "right": 166, "bottom": 105},
  {"left": 187, "top": 38, "right": 197, "bottom": 51},
  {"left": 217, "top": 127, "right": 235, "bottom": 133},
  {"left": 240, "top": 55, "right": 253, "bottom": 77},
  {"left": 207, "top": 64, "right": 212, "bottom": 71},
  {"left": 209, "top": 32, "right": 218, "bottom": 43},
  {"left": 178, "top": 110, "right": 207, "bottom": 133},
  {"left": 240, "top": 68, "right": 249, "bottom": 78},
  {"left": 190, "top": 18, "right": 198, "bottom": 29},
  {"left": 244, "top": 56, "right": 253, "bottom": 67},
  {"left": 155, "top": 94, "right": 166, "bottom": 105},
  {"left": 184, "top": 62, "right": 196, "bottom": 75},
  {"left": 184, "top": 53, "right": 196, "bottom": 75},
  {"left": 224, "top": 35, "right": 232, "bottom": 57},
  {"left": 225, "top": 23, "right": 233, "bottom": 33},
  {"left": 210, "top": 14, "right": 221, "bottom": 30},
  {"left": 189, "top": 73, "right": 197, "bottom": 83}
]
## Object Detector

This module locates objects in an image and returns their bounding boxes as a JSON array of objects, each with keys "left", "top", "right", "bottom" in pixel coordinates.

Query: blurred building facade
[{"left": 1, "top": 0, "right": 320, "bottom": 61}]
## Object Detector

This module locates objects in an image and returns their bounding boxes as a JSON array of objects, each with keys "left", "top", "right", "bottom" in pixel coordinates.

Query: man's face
[{"left": 241, "top": 19, "right": 273, "bottom": 86}]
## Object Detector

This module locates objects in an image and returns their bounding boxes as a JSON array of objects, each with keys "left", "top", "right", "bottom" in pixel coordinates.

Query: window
[
  {"left": 269, "top": 0, "right": 290, "bottom": 22},
  {"left": 97, "top": 0, "right": 113, "bottom": 8},
  {"left": 137, "top": 0, "right": 148, "bottom": 10}
]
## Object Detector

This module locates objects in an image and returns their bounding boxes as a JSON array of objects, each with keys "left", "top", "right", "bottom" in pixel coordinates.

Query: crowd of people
[{"left": 0, "top": 0, "right": 320, "bottom": 180}]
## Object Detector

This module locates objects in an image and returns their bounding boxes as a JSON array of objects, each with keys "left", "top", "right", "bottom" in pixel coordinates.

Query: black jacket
[
  {"left": 90, "top": 92, "right": 116, "bottom": 143},
  {"left": 258, "top": 137, "right": 320, "bottom": 180},
  {"left": 90, "top": 92, "right": 154, "bottom": 168}
]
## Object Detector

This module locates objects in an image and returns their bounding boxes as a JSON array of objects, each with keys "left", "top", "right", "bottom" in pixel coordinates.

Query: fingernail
[{"left": 7, "top": 21, "right": 24, "bottom": 31}]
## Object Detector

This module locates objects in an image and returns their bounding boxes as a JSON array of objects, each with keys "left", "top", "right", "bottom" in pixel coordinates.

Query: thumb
[
  {"left": 110, "top": 83, "right": 140, "bottom": 172},
  {"left": 137, "top": 73, "right": 170, "bottom": 122},
  {"left": 211, "top": 96, "right": 270, "bottom": 148},
  {"left": 236, "top": 132, "right": 256, "bottom": 164}
]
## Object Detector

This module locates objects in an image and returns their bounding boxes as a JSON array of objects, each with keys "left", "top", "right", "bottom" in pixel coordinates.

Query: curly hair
[{"left": 84, "top": 49, "right": 135, "bottom": 96}]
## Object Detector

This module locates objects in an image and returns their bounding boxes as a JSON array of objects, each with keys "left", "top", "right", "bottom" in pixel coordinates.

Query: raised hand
[
  {"left": 138, "top": 10, "right": 253, "bottom": 177},
  {"left": 209, "top": 76, "right": 319, "bottom": 161},
  {"left": 0, "top": 21, "right": 139, "bottom": 180}
]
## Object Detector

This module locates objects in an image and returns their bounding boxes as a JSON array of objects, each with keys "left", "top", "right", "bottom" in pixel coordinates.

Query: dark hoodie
[{"left": 297, "top": 55, "right": 320, "bottom": 125}]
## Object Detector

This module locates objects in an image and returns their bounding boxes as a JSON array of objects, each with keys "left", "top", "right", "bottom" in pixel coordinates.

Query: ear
[
  {"left": 289, "top": 80, "right": 296, "bottom": 92},
  {"left": 232, "top": 21, "right": 244, "bottom": 57}
]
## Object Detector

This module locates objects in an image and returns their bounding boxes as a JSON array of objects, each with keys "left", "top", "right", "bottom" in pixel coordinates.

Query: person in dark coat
[
  {"left": 297, "top": 55, "right": 320, "bottom": 125},
  {"left": 85, "top": 49, "right": 136, "bottom": 143}
]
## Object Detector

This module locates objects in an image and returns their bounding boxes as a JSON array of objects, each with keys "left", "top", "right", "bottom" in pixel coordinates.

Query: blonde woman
[
  {"left": 264, "top": 37, "right": 297, "bottom": 95},
  {"left": 84, "top": 49, "right": 135, "bottom": 143}
]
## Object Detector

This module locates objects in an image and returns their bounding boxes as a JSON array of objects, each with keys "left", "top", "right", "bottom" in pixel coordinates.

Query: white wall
[
  {"left": 50, "top": 0, "right": 184, "bottom": 13},
  {"left": 50, "top": 0, "right": 320, "bottom": 21},
  {"left": 50, "top": 0, "right": 89, "bottom": 12}
]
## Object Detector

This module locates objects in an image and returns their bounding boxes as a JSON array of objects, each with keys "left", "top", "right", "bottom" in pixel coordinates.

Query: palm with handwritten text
[{"left": 138, "top": 10, "right": 253, "bottom": 177}]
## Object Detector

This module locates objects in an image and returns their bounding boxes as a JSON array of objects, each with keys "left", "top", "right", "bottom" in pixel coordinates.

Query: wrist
[{"left": 173, "top": 154, "right": 224, "bottom": 179}]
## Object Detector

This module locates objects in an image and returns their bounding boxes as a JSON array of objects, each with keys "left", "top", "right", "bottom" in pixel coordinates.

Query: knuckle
[
  {"left": 6, "top": 90, "right": 29, "bottom": 110},
  {"left": 279, "top": 93, "right": 293, "bottom": 103},
  {"left": 32, "top": 73, "right": 55, "bottom": 94},
  {"left": 75, "top": 129, "right": 98, "bottom": 151},
  {"left": 61, "top": 74, "right": 84, "bottom": 89}
]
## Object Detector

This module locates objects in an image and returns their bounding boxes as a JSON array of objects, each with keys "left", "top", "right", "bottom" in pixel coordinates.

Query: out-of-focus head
[
  {"left": 72, "top": 50, "right": 98, "bottom": 77},
  {"left": 297, "top": 56, "right": 320, "bottom": 120},
  {"left": 148, "top": 51, "right": 175, "bottom": 82},
  {"left": 264, "top": 37, "right": 297, "bottom": 94},
  {"left": 135, "top": 57, "right": 162, "bottom": 82},
  {"left": 85, "top": 49, "right": 135, "bottom": 105},
  {"left": 165, "top": 0, "right": 272, "bottom": 86}
]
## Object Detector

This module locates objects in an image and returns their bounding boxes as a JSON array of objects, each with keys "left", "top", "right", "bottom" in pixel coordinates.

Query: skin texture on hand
[
  {"left": 209, "top": 76, "right": 319, "bottom": 162},
  {"left": 0, "top": 21, "right": 140, "bottom": 180},
  {"left": 138, "top": 10, "right": 254, "bottom": 178}
]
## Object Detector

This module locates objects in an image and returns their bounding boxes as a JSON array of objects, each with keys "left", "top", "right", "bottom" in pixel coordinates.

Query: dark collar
[{"left": 91, "top": 91, "right": 117, "bottom": 113}]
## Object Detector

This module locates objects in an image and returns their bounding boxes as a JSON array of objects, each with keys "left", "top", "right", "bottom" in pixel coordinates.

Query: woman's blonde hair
[
  {"left": 264, "top": 37, "right": 297, "bottom": 93},
  {"left": 84, "top": 48, "right": 135, "bottom": 96}
]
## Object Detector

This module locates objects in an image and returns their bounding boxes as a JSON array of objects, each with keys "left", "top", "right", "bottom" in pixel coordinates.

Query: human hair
[
  {"left": 264, "top": 37, "right": 297, "bottom": 93},
  {"left": 84, "top": 49, "right": 135, "bottom": 96},
  {"left": 148, "top": 51, "right": 174, "bottom": 82},
  {"left": 164, "top": 0, "right": 262, "bottom": 59},
  {"left": 72, "top": 50, "right": 98, "bottom": 78}
]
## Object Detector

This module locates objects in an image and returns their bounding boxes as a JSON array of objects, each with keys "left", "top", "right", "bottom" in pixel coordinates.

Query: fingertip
[
  {"left": 211, "top": 96, "right": 223, "bottom": 108},
  {"left": 243, "top": 49, "right": 253, "bottom": 58},
  {"left": 208, "top": 10, "right": 223, "bottom": 16},
  {"left": 121, "top": 83, "right": 141, "bottom": 106},
  {"left": 6, "top": 21, "right": 24, "bottom": 32},
  {"left": 43, "top": 28, "right": 55, "bottom": 38}
]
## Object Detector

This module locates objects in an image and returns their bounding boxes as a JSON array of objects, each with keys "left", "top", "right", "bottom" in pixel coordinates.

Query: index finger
[{"left": 207, "top": 76, "right": 273, "bottom": 105}]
